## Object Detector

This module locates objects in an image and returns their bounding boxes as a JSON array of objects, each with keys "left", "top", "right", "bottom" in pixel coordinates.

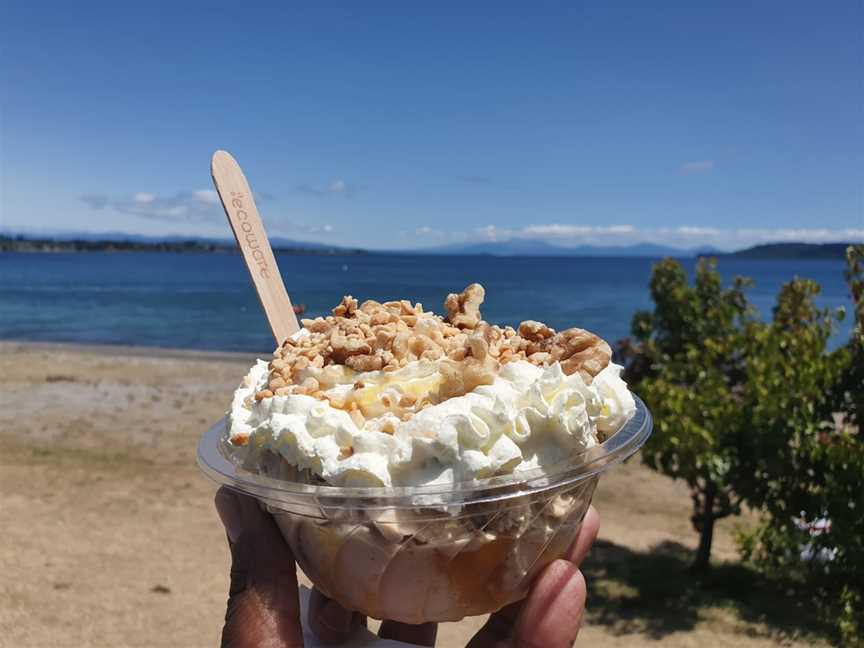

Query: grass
[{"left": 584, "top": 537, "right": 834, "bottom": 644}]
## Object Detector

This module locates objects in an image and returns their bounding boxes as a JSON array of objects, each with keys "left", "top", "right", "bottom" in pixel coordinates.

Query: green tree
[
  {"left": 738, "top": 245, "right": 864, "bottom": 646},
  {"left": 622, "top": 258, "right": 754, "bottom": 572},
  {"left": 623, "top": 248, "right": 864, "bottom": 641}
]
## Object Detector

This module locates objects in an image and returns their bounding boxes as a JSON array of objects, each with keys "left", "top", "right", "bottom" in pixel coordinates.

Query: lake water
[{"left": 0, "top": 252, "right": 854, "bottom": 353}]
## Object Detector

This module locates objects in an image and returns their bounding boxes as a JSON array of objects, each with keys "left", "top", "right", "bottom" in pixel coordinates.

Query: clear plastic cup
[{"left": 198, "top": 395, "right": 652, "bottom": 624}]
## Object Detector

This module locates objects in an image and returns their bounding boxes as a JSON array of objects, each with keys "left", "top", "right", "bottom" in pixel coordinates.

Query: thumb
[{"left": 216, "top": 487, "right": 304, "bottom": 648}]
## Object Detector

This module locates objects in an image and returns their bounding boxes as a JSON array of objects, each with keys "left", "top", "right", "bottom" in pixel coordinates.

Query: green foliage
[
  {"left": 624, "top": 248, "right": 864, "bottom": 643},
  {"left": 738, "top": 245, "right": 864, "bottom": 646},
  {"left": 738, "top": 277, "right": 842, "bottom": 508},
  {"left": 623, "top": 258, "right": 755, "bottom": 571},
  {"left": 839, "top": 586, "right": 864, "bottom": 648}
]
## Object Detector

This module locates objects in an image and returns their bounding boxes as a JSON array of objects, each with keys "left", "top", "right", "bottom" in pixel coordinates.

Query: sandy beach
[{"left": 0, "top": 342, "right": 829, "bottom": 647}]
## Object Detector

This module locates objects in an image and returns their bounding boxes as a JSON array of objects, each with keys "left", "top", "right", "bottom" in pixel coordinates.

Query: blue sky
[{"left": 1, "top": 1, "right": 862, "bottom": 250}]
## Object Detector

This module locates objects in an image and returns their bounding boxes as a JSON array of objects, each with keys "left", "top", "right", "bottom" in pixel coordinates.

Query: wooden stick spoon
[{"left": 211, "top": 150, "right": 300, "bottom": 345}]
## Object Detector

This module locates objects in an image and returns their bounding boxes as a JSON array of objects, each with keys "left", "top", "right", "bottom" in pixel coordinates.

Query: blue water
[{"left": 0, "top": 252, "right": 854, "bottom": 353}]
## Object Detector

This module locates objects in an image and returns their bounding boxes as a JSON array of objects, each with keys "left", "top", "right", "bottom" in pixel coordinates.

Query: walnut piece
[
  {"left": 332, "top": 295, "right": 358, "bottom": 317},
  {"left": 549, "top": 328, "right": 612, "bottom": 383},
  {"left": 345, "top": 354, "right": 384, "bottom": 372},
  {"left": 444, "top": 283, "right": 485, "bottom": 329},
  {"left": 518, "top": 320, "right": 555, "bottom": 342}
]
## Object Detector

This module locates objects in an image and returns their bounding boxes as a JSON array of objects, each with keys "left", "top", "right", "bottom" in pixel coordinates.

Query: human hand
[{"left": 215, "top": 486, "right": 600, "bottom": 647}]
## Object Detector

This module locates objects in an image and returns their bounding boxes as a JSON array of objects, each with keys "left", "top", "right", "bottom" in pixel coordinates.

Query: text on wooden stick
[{"left": 230, "top": 191, "right": 270, "bottom": 279}]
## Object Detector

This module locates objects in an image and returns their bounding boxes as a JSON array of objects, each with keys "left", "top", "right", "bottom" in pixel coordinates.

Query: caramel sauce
[{"left": 446, "top": 536, "right": 514, "bottom": 612}]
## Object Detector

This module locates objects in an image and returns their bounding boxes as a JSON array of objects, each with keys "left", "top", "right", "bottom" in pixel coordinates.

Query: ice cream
[{"left": 218, "top": 284, "right": 637, "bottom": 623}]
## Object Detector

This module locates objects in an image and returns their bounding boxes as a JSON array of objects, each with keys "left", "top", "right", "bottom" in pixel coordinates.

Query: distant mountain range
[
  {"left": 2, "top": 231, "right": 858, "bottom": 259},
  {"left": 415, "top": 239, "right": 721, "bottom": 257},
  {"left": 415, "top": 240, "right": 858, "bottom": 259}
]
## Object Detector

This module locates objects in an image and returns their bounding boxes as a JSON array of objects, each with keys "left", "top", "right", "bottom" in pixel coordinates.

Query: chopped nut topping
[{"left": 261, "top": 284, "right": 612, "bottom": 419}]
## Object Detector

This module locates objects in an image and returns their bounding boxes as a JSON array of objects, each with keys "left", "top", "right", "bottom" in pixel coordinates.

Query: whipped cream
[{"left": 225, "top": 357, "right": 636, "bottom": 488}]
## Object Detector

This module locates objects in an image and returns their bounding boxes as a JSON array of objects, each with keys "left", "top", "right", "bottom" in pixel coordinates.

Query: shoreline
[
  {"left": 0, "top": 339, "right": 263, "bottom": 364},
  {"left": 2, "top": 239, "right": 857, "bottom": 260}
]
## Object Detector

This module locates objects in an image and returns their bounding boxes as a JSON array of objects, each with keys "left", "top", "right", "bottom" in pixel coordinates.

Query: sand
[{"left": 0, "top": 342, "right": 829, "bottom": 647}]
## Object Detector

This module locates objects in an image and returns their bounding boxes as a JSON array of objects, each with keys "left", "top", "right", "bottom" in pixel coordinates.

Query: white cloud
[
  {"left": 733, "top": 228, "right": 864, "bottom": 243},
  {"left": 193, "top": 189, "right": 220, "bottom": 204},
  {"left": 299, "top": 179, "right": 352, "bottom": 197},
  {"left": 156, "top": 205, "right": 189, "bottom": 217},
  {"left": 416, "top": 225, "right": 451, "bottom": 238},
  {"left": 523, "top": 224, "right": 592, "bottom": 236},
  {"left": 522, "top": 224, "right": 635, "bottom": 237},
  {"left": 680, "top": 160, "right": 715, "bottom": 174},
  {"left": 82, "top": 191, "right": 217, "bottom": 222},
  {"left": 476, "top": 225, "right": 512, "bottom": 241},
  {"left": 667, "top": 226, "right": 722, "bottom": 237},
  {"left": 606, "top": 225, "right": 636, "bottom": 235},
  {"left": 72, "top": 189, "right": 339, "bottom": 240}
]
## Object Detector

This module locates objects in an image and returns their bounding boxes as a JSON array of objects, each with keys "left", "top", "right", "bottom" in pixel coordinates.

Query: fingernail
[
  {"left": 215, "top": 488, "right": 243, "bottom": 544},
  {"left": 318, "top": 599, "right": 353, "bottom": 633}
]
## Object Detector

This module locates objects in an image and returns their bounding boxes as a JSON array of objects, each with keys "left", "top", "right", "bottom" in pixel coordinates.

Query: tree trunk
[{"left": 693, "top": 481, "right": 717, "bottom": 574}]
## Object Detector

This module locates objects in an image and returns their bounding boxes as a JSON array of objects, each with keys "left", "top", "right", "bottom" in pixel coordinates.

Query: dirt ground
[{"left": 0, "top": 342, "right": 831, "bottom": 647}]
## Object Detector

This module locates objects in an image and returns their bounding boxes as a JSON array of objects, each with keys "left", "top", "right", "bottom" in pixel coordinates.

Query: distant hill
[
  {"left": 692, "top": 245, "right": 723, "bottom": 256},
  {"left": 0, "top": 232, "right": 366, "bottom": 255},
  {"left": 417, "top": 240, "right": 703, "bottom": 257},
  {"left": 710, "top": 242, "right": 854, "bottom": 260}
]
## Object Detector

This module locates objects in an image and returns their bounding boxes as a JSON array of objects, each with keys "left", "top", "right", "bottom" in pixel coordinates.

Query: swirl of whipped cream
[
  {"left": 225, "top": 359, "right": 635, "bottom": 488},
  {"left": 590, "top": 363, "right": 637, "bottom": 436}
]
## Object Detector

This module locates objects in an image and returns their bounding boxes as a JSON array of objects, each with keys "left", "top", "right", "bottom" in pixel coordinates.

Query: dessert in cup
[{"left": 199, "top": 284, "right": 650, "bottom": 624}]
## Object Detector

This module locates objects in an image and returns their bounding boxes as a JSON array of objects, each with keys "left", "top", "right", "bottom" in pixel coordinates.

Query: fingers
[
  {"left": 216, "top": 487, "right": 294, "bottom": 573},
  {"left": 513, "top": 560, "right": 586, "bottom": 647},
  {"left": 308, "top": 588, "right": 436, "bottom": 646},
  {"left": 565, "top": 505, "right": 600, "bottom": 567},
  {"left": 465, "top": 601, "right": 520, "bottom": 648},
  {"left": 379, "top": 620, "right": 438, "bottom": 646},
  {"left": 467, "top": 506, "right": 599, "bottom": 648},
  {"left": 215, "top": 487, "right": 304, "bottom": 648},
  {"left": 308, "top": 588, "right": 366, "bottom": 645},
  {"left": 467, "top": 561, "right": 586, "bottom": 648}
]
